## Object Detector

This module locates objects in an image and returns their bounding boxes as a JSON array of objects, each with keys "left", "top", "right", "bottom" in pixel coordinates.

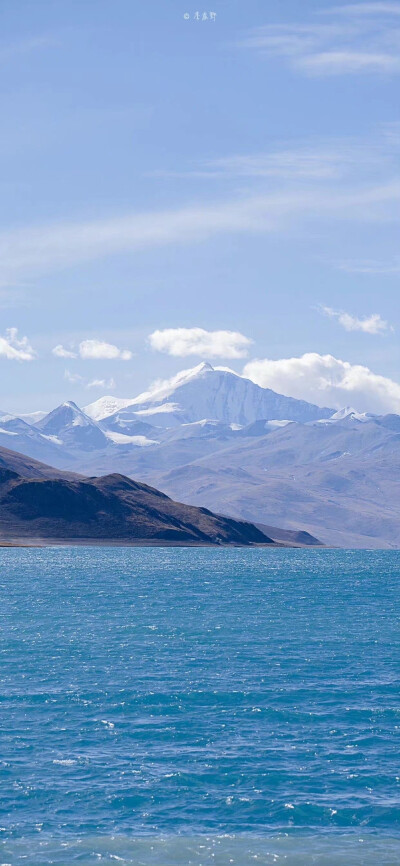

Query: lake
[{"left": 1, "top": 547, "right": 399, "bottom": 864}]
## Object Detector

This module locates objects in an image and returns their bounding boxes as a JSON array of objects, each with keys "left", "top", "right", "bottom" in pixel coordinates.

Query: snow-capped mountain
[
  {"left": 36, "top": 401, "right": 160, "bottom": 453},
  {"left": 85, "top": 362, "right": 334, "bottom": 428},
  {"left": 1, "top": 364, "right": 400, "bottom": 546},
  {"left": 83, "top": 395, "right": 135, "bottom": 422},
  {"left": 320, "top": 407, "right": 376, "bottom": 424},
  {"left": 0, "top": 412, "right": 68, "bottom": 464},
  {"left": 17, "top": 410, "right": 47, "bottom": 424},
  {"left": 36, "top": 401, "right": 110, "bottom": 451}
]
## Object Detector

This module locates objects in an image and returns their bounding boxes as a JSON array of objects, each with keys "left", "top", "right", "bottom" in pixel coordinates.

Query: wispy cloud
[
  {"left": 336, "top": 257, "right": 400, "bottom": 274},
  {"left": 1, "top": 178, "right": 399, "bottom": 281},
  {"left": 0, "top": 35, "right": 56, "bottom": 64},
  {"left": 53, "top": 339, "right": 132, "bottom": 361},
  {"left": 64, "top": 369, "right": 116, "bottom": 390},
  {"left": 151, "top": 148, "right": 358, "bottom": 180},
  {"left": 0, "top": 327, "right": 36, "bottom": 361},
  {"left": 53, "top": 344, "right": 77, "bottom": 359},
  {"left": 149, "top": 327, "right": 253, "bottom": 359},
  {"left": 161, "top": 130, "right": 396, "bottom": 182},
  {"left": 239, "top": 3, "right": 400, "bottom": 75},
  {"left": 322, "top": 4, "right": 400, "bottom": 17},
  {"left": 64, "top": 369, "right": 83, "bottom": 384},
  {"left": 299, "top": 51, "right": 400, "bottom": 74},
  {"left": 86, "top": 377, "right": 116, "bottom": 390},
  {"left": 321, "top": 306, "right": 392, "bottom": 334}
]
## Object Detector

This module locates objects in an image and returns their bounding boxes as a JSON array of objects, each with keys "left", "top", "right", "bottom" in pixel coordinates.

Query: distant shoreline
[
  {"left": 0, "top": 537, "right": 316, "bottom": 549},
  {"left": 0, "top": 541, "right": 39, "bottom": 548}
]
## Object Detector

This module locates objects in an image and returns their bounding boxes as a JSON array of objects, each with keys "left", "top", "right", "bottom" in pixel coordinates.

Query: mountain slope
[{"left": 143, "top": 416, "right": 400, "bottom": 548}]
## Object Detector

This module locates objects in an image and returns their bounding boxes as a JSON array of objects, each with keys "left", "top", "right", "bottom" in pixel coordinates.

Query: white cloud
[
  {"left": 53, "top": 339, "right": 132, "bottom": 361},
  {"left": 78, "top": 339, "right": 132, "bottom": 361},
  {"left": 239, "top": 3, "right": 400, "bottom": 76},
  {"left": 243, "top": 353, "right": 400, "bottom": 414},
  {"left": 86, "top": 378, "right": 116, "bottom": 390},
  {"left": 0, "top": 327, "right": 36, "bottom": 361},
  {"left": 149, "top": 327, "right": 253, "bottom": 359},
  {"left": 53, "top": 344, "right": 77, "bottom": 359},
  {"left": 321, "top": 306, "right": 391, "bottom": 334}
]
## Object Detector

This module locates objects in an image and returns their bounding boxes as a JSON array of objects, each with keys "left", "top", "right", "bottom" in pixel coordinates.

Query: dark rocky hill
[{"left": 0, "top": 449, "right": 273, "bottom": 545}]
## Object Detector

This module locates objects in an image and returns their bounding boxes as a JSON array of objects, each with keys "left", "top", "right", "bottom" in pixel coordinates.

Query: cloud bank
[
  {"left": 149, "top": 327, "right": 252, "bottom": 359},
  {"left": 243, "top": 352, "right": 400, "bottom": 414}
]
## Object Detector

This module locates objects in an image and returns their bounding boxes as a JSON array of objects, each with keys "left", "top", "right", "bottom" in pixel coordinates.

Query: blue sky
[{"left": 0, "top": 0, "right": 399, "bottom": 413}]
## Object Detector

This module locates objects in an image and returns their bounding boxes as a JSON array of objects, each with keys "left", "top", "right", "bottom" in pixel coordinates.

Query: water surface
[{"left": 1, "top": 548, "right": 399, "bottom": 864}]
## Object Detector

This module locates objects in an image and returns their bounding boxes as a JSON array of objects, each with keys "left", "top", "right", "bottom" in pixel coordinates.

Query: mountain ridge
[{"left": 2, "top": 362, "right": 399, "bottom": 547}]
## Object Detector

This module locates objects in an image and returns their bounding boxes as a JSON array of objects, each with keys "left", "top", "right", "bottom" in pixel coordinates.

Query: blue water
[{"left": 1, "top": 547, "right": 400, "bottom": 865}]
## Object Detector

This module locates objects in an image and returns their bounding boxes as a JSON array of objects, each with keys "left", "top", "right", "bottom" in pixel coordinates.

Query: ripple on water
[{"left": 0, "top": 547, "right": 400, "bottom": 863}]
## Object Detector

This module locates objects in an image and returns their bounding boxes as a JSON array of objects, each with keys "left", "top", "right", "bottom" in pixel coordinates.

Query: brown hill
[{"left": 0, "top": 453, "right": 273, "bottom": 546}]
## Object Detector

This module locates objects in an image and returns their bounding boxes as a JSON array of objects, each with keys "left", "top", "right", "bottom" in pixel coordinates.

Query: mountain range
[
  {"left": 0, "top": 444, "right": 323, "bottom": 547},
  {"left": 2, "top": 361, "right": 399, "bottom": 548}
]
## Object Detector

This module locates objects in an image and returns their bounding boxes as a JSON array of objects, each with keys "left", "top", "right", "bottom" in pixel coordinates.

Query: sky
[{"left": 0, "top": 0, "right": 399, "bottom": 414}]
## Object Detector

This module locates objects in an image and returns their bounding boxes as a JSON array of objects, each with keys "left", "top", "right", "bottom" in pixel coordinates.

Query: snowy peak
[
  {"left": 128, "top": 362, "right": 224, "bottom": 408},
  {"left": 0, "top": 414, "right": 36, "bottom": 435},
  {"left": 83, "top": 394, "right": 136, "bottom": 422},
  {"left": 329, "top": 407, "right": 376, "bottom": 424},
  {"left": 99, "top": 362, "right": 333, "bottom": 428},
  {"left": 192, "top": 361, "right": 214, "bottom": 374},
  {"left": 83, "top": 363, "right": 234, "bottom": 422},
  {"left": 84, "top": 362, "right": 333, "bottom": 429},
  {"left": 38, "top": 401, "right": 93, "bottom": 433},
  {"left": 37, "top": 401, "right": 109, "bottom": 450},
  {"left": 0, "top": 411, "right": 73, "bottom": 465},
  {"left": 17, "top": 410, "right": 47, "bottom": 425},
  {"left": 331, "top": 406, "right": 358, "bottom": 420}
]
